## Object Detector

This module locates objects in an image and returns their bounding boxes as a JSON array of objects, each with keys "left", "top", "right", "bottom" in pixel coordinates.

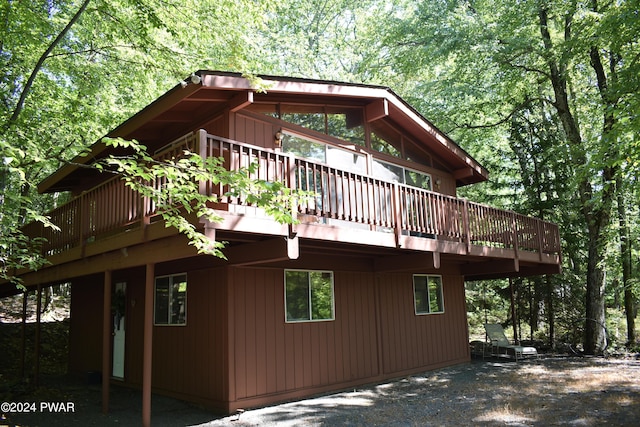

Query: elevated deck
[{"left": 19, "top": 130, "right": 561, "bottom": 286}]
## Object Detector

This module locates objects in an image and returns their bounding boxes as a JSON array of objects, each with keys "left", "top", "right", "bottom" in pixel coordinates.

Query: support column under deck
[
  {"left": 102, "top": 271, "right": 112, "bottom": 414},
  {"left": 142, "top": 263, "right": 154, "bottom": 427},
  {"left": 20, "top": 290, "right": 28, "bottom": 378},
  {"left": 34, "top": 285, "right": 42, "bottom": 386}
]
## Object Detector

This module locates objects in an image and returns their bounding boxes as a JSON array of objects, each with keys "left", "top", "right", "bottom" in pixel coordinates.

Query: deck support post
[
  {"left": 20, "top": 290, "right": 28, "bottom": 378},
  {"left": 462, "top": 200, "right": 471, "bottom": 253},
  {"left": 536, "top": 220, "right": 545, "bottom": 261},
  {"left": 392, "top": 183, "right": 402, "bottom": 248},
  {"left": 142, "top": 263, "right": 155, "bottom": 427},
  {"left": 509, "top": 277, "right": 518, "bottom": 344},
  {"left": 102, "top": 270, "right": 112, "bottom": 414},
  {"left": 34, "top": 284, "right": 42, "bottom": 386},
  {"left": 197, "top": 129, "right": 208, "bottom": 195},
  {"left": 510, "top": 212, "right": 520, "bottom": 267}
]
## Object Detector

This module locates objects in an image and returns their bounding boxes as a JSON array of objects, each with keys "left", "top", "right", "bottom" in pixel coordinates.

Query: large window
[
  {"left": 154, "top": 273, "right": 187, "bottom": 325},
  {"left": 279, "top": 105, "right": 365, "bottom": 146},
  {"left": 413, "top": 275, "right": 444, "bottom": 314},
  {"left": 282, "top": 132, "right": 367, "bottom": 174},
  {"left": 285, "top": 270, "right": 334, "bottom": 322},
  {"left": 370, "top": 120, "right": 402, "bottom": 157},
  {"left": 372, "top": 159, "right": 432, "bottom": 190}
]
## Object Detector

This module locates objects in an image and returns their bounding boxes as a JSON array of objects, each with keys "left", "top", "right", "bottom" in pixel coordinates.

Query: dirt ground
[{"left": 2, "top": 355, "right": 639, "bottom": 426}]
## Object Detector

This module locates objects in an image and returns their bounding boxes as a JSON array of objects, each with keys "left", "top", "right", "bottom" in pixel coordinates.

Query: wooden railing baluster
[{"left": 21, "top": 131, "right": 560, "bottom": 260}]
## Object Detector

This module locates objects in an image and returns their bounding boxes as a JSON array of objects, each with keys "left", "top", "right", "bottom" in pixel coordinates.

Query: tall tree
[
  {"left": 381, "top": 0, "right": 640, "bottom": 353},
  {"left": 0, "top": 0, "right": 278, "bottom": 286},
  {"left": 616, "top": 176, "right": 635, "bottom": 346}
]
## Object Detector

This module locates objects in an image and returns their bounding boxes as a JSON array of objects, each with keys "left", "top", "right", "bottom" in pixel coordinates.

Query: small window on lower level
[
  {"left": 285, "top": 270, "right": 334, "bottom": 322},
  {"left": 154, "top": 273, "right": 187, "bottom": 325},
  {"left": 413, "top": 275, "right": 444, "bottom": 314}
]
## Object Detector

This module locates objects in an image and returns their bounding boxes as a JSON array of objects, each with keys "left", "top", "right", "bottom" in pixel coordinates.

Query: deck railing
[{"left": 24, "top": 131, "right": 561, "bottom": 258}]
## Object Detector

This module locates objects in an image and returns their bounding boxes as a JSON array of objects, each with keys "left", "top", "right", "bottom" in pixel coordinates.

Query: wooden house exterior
[{"left": 2, "top": 72, "right": 561, "bottom": 423}]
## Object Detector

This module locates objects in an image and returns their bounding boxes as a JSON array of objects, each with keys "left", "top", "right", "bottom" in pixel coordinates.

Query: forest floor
[
  {"left": 2, "top": 355, "right": 639, "bottom": 426},
  {"left": 1, "top": 294, "right": 640, "bottom": 426}
]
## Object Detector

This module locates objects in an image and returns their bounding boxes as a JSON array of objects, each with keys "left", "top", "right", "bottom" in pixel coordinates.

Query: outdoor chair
[{"left": 484, "top": 323, "right": 538, "bottom": 361}]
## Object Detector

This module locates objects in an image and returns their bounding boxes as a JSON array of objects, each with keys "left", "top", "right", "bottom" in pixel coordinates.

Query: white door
[{"left": 112, "top": 282, "right": 126, "bottom": 379}]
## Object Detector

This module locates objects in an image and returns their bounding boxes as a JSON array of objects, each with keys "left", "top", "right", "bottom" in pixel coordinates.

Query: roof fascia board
[
  {"left": 202, "top": 73, "right": 487, "bottom": 180},
  {"left": 383, "top": 93, "right": 488, "bottom": 180},
  {"left": 38, "top": 82, "right": 202, "bottom": 193}
]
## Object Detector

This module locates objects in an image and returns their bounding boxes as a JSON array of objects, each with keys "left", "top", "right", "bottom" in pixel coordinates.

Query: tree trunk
[
  {"left": 617, "top": 177, "right": 635, "bottom": 346},
  {"left": 584, "top": 234, "right": 607, "bottom": 352},
  {"left": 538, "top": 5, "right": 616, "bottom": 354},
  {"left": 546, "top": 275, "right": 555, "bottom": 348}
]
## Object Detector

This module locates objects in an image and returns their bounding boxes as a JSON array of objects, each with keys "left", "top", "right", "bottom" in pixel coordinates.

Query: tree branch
[
  {"left": 5, "top": 0, "right": 91, "bottom": 129},
  {"left": 449, "top": 97, "right": 553, "bottom": 131}
]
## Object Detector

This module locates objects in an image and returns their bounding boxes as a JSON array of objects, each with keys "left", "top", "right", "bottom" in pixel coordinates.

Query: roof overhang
[{"left": 39, "top": 71, "right": 488, "bottom": 193}]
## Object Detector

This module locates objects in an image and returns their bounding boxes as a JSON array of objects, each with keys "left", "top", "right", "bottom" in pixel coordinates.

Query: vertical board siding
[
  {"left": 235, "top": 115, "right": 274, "bottom": 148},
  {"left": 68, "top": 263, "right": 470, "bottom": 412},
  {"left": 68, "top": 277, "right": 104, "bottom": 375},
  {"left": 203, "top": 114, "right": 227, "bottom": 138},
  {"left": 145, "top": 268, "right": 227, "bottom": 402},
  {"left": 377, "top": 272, "right": 468, "bottom": 374},
  {"left": 231, "top": 268, "right": 380, "bottom": 400}
]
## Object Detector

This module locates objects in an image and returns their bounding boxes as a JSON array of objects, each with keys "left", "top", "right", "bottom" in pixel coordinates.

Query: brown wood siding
[
  {"left": 433, "top": 173, "right": 457, "bottom": 197},
  {"left": 378, "top": 271, "right": 469, "bottom": 374},
  {"left": 68, "top": 275, "right": 104, "bottom": 375},
  {"left": 234, "top": 114, "right": 275, "bottom": 148},
  {"left": 66, "top": 259, "right": 470, "bottom": 414},
  {"left": 148, "top": 267, "right": 228, "bottom": 404},
  {"left": 230, "top": 267, "right": 380, "bottom": 401},
  {"left": 122, "top": 270, "right": 143, "bottom": 386},
  {"left": 202, "top": 114, "right": 227, "bottom": 139}
]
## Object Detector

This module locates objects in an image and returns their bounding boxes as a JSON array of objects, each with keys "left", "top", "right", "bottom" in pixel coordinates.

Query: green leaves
[{"left": 98, "top": 138, "right": 311, "bottom": 257}]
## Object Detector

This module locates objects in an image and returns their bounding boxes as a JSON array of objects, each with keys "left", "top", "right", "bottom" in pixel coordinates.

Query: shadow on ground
[{"left": 2, "top": 356, "right": 640, "bottom": 426}]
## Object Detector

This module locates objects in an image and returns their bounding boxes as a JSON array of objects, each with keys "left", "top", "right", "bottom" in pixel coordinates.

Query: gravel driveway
[{"left": 4, "top": 356, "right": 640, "bottom": 426}]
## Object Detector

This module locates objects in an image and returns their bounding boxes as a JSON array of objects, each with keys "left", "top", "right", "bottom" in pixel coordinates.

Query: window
[
  {"left": 370, "top": 121, "right": 402, "bottom": 157},
  {"left": 372, "top": 159, "right": 432, "bottom": 190},
  {"left": 154, "top": 273, "right": 187, "bottom": 325},
  {"left": 285, "top": 270, "right": 334, "bottom": 322},
  {"left": 278, "top": 105, "right": 365, "bottom": 147},
  {"left": 282, "top": 132, "right": 366, "bottom": 173},
  {"left": 413, "top": 275, "right": 444, "bottom": 314}
]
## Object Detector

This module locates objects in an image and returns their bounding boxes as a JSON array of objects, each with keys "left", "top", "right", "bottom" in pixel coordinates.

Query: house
[{"left": 2, "top": 71, "right": 561, "bottom": 424}]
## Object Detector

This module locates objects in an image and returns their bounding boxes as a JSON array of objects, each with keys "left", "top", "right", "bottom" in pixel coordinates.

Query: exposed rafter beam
[
  {"left": 465, "top": 263, "right": 561, "bottom": 281},
  {"left": 15, "top": 234, "right": 201, "bottom": 287},
  {"left": 374, "top": 251, "right": 440, "bottom": 272},
  {"left": 365, "top": 99, "right": 389, "bottom": 122},
  {"left": 224, "top": 236, "right": 299, "bottom": 266},
  {"left": 461, "top": 259, "right": 519, "bottom": 278},
  {"left": 228, "top": 91, "right": 254, "bottom": 112},
  {"left": 453, "top": 168, "right": 474, "bottom": 180}
]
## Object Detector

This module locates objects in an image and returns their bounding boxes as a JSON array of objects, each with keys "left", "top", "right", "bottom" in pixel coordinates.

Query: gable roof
[{"left": 39, "top": 71, "right": 488, "bottom": 193}]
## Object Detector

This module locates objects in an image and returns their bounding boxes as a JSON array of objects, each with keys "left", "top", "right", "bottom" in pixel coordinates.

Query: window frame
[
  {"left": 281, "top": 130, "right": 367, "bottom": 174},
  {"left": 413, "top": 274, "right": 444, "bottom": 315},
  {"left": 373, "top": 159, "right": 433, "bottom": 191},
  {"left": 154, "top": 273, "right": 188, "bottom": 326},
  {"left": 284, "top": 269, "right": 335, "bottom": 323}
]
